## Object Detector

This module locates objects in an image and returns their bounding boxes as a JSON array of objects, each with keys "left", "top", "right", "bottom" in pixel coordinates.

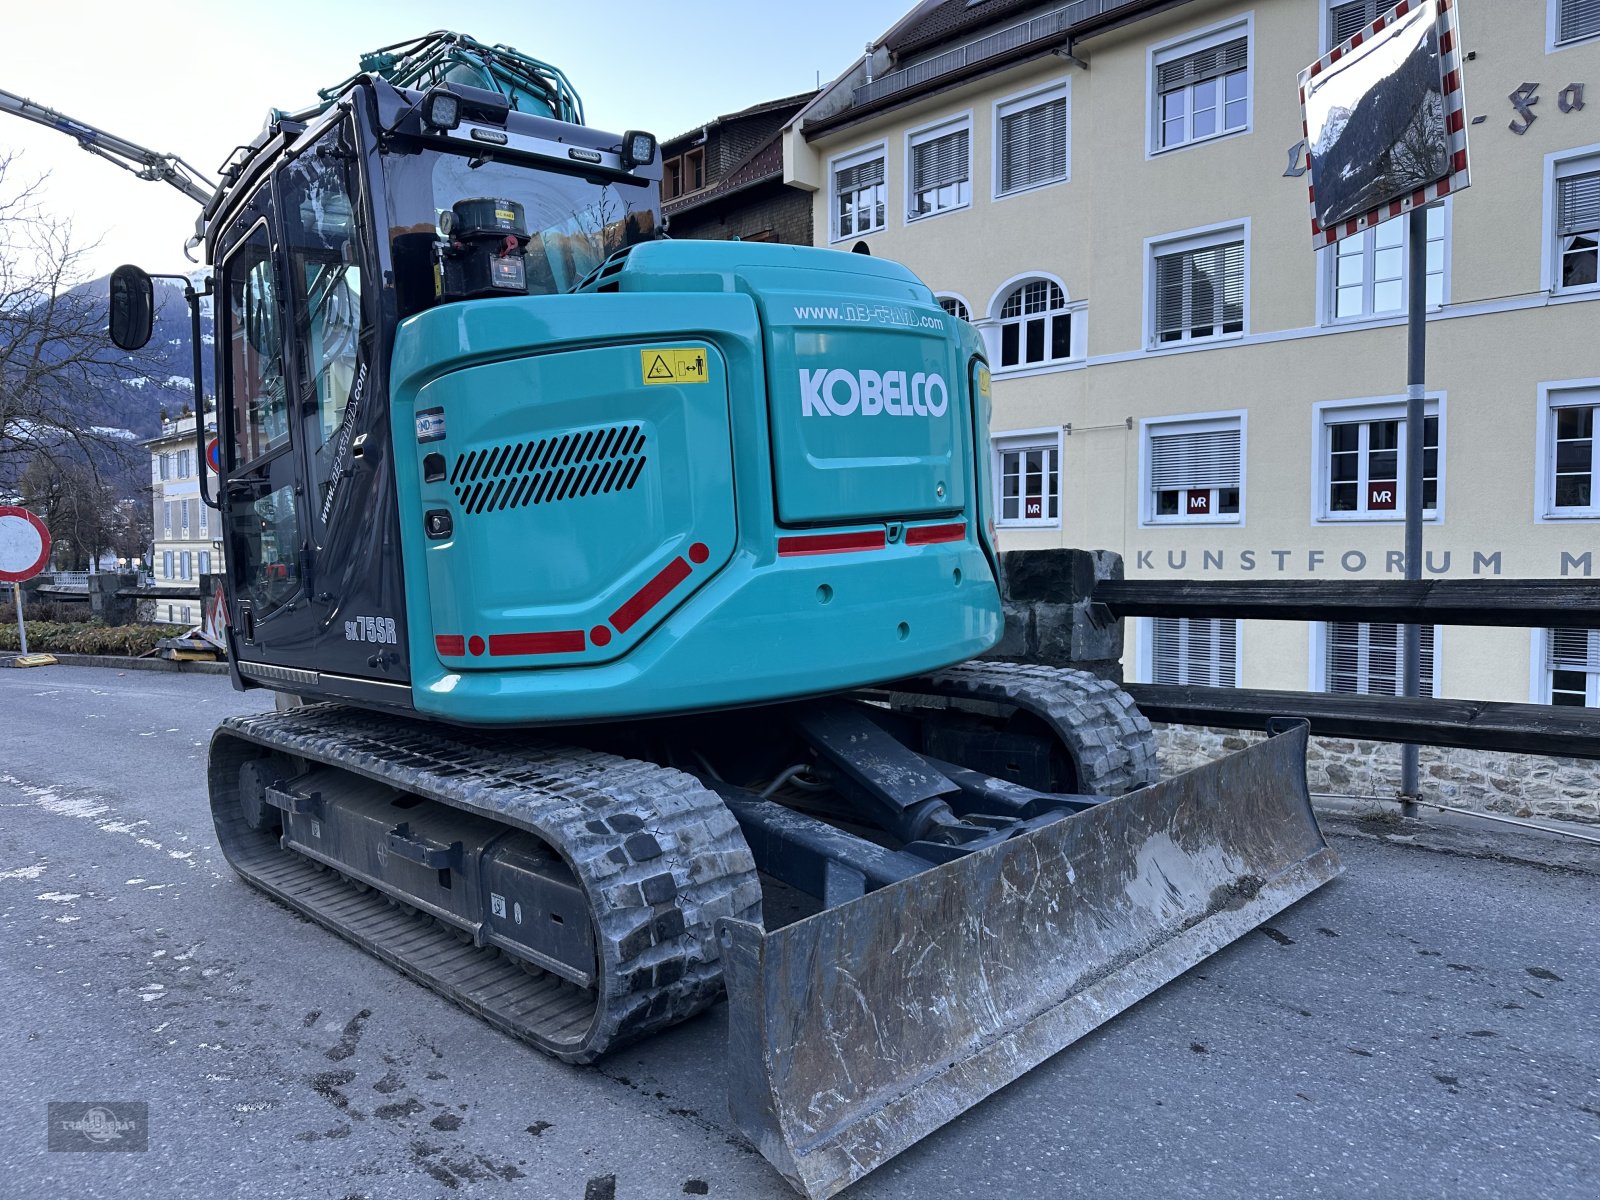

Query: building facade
[
  {"left": 662, "top": 92, "right": 817, "bottom": 245},
  {"left": 147, "top": 413, "right": 218, "bottom": 625},
  {"left": 784, "top": 0, "right": 1600, "bottom": 720}
]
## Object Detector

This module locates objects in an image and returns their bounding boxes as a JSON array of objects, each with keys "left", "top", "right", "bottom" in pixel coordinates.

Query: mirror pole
[{"left": 188, "top": 281, "right": 219, "bottom": 510}]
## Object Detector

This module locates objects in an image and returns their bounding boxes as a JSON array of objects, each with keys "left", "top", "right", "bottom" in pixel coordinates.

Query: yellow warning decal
[
  {"left": 977, "top": 365, "right": 992, "bottom": 399},
  {"left": 641, "top": 348, "right": 709, "bottom": 385},
  {"left": 495, "top": 208, "right": 517, "bottom": 221}
]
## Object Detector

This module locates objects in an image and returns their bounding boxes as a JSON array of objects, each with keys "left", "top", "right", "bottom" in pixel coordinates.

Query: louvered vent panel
[{"left": 450, "top": 425, "right": 648, "bottom": 515}]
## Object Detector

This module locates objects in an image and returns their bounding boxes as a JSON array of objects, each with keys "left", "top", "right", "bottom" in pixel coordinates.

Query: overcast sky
[{"left": 2, "top": 0, "right": 914, "bottom": 280}]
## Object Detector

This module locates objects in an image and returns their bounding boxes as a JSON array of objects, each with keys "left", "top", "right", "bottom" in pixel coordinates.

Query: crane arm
[{"left": 0, "top": 86, "right": 215, "bottom": 207}]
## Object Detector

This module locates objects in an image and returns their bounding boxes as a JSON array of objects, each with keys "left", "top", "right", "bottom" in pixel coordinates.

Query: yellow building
[
  {"left": 147, "top": 413, "right": 219, "bottom": 625},
  {"left": 785, "top": 0, "right": 1600, "bottom": 713}
]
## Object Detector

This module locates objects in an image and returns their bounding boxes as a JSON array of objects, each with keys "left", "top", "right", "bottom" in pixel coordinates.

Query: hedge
[{"left": 0, "top": 621, "right": 170, "bottom": 657}]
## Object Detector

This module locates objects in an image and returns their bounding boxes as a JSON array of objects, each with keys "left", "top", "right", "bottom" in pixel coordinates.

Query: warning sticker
[{"left": 641, "top": 348, "right": 709, "bottom": 386}]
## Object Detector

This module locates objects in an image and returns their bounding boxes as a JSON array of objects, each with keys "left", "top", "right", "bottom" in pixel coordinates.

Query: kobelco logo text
[{"left": 799, "top": 369, "right": 949, "bottom": 417}]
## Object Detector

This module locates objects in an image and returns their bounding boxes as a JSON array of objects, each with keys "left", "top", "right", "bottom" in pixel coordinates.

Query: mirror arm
[{"left": 181, "top": 279, "right": 220, "bottom": 511}]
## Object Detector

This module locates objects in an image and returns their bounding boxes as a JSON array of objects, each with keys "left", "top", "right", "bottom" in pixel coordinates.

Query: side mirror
[{"left": 109, "top": 264, "right": 155, "bottom": 351}]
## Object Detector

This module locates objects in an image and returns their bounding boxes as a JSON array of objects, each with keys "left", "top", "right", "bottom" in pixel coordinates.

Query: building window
[
  {"left": 995, "top": 81, "right": 1069, "bottom": 196},
  {"left": 1150, "top": 617, "right": 1239, "bottom": 687},
  {"left": 1553, "top": 155, "right": 1599, "bottom": 291},
  {"left": 1326, "top": 204, "right": 1447, "bottom": 321},
  {"left": 199, "top": 550, "right": 212, "bottom": 576},
  {"left": 1324, "top": 622, "right": 1436, "bottom": 696},
  {"left": 162, "top": 550, "right": 174, "bottom": 579},
  {"left": 686, "top": 149, "right": 705, "bottom": 192},
  {"left": 936, "top": 294, "right": 970, "bottom": 321},
  {"left": 1546, "top": 628, "right": 1600, "bottom": 706},
  {"left": 163, "top": 501, "right": 173, "bottom": 534},
  {"left": 1317, "top": 400, "right": 1441, "bottom": 521},
  {"left": 199, "top": 503, "right": 208, "bottom": 535},
  {"left": 1541, "top": 384, "right": 1599, "bottom": 518},
  {"left": 181, "top": 500, "right": 190, "bottom": 534},
  {"left": 993, "top": 433, "right": 1061, "bottom": 527},
  {"left": 1142, "top": 413, "right": 1244, "bottom": 525},
  {"left": 664, "top": 158, "right": 683, "bottom": 199},
  {"left": 907, "top": 117, "right": 970, "bottom": 220},
  {"left": 1151, "top": 22, "right": 1250, "bottom": 153},
  {"left": 995, "top": 279, "right": 1078, "bottom": 370},
  {"left": 1149, "top": 226, "right": 1246, "bottom": 346},
  {"left": 1329, "top": 0, "right": 1381, "bottom": 46},
  {"left": 158, "top": 453, "right": 171, "bottom": 482},
  {"left": 831, "top": 145, "right": 887, "bottom": 241},
  {"left": 1554, "top": 0, "right": 1600, "bottom": 47}
]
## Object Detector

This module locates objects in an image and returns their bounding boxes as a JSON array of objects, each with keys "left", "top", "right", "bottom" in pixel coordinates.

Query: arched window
[
  {"left": 997, "top": 279, "right": 1072, "bottom": 368},
  {"left": 936, "top": 294, "right": 970, "bottom": 321}
]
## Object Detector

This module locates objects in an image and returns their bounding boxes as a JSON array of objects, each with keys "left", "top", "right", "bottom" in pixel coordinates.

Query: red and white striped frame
[{"left": 1298, "top": 0, "right": 1470, "bottom": 251}]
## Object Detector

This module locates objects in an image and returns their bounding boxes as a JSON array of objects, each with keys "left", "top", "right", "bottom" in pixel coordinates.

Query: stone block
[{"left": 1000, "top": 549, "right": 1107, "bottom": 605}]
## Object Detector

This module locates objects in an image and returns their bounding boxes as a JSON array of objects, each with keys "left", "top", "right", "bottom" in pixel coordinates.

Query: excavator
[{"left": 7, "top": 34, "right": 1340, "bottom": 1198}]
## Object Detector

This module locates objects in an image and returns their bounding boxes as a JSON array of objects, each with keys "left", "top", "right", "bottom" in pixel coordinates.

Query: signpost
[
  {"left": 0, "top": 505, "right": 52, "bottom": 659},
  {"left": 1299, "top": 0, "right": 1470, "bottom": 812}
]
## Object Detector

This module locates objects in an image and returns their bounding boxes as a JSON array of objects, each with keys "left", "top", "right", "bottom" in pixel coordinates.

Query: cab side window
[
  {"left": 225, "top": 227, "right": 289, "bottom": 468},
  {"left": 222, "top": 211, "right": 302, "bottom": 621},
  {"left": 282, "top": 123, "right": 366, "bottom": 512}
]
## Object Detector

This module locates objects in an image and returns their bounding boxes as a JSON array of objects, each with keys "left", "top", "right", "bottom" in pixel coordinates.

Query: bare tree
[{"left": 0, "top": 151, "right": 156, "bottom": 485}]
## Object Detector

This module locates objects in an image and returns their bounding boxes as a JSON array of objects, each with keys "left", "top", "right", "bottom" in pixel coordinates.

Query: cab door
[{"left": 219, "top": 187, "right": 316, "bottom": 664}]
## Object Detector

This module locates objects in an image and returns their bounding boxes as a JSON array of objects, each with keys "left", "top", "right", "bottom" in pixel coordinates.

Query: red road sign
[
  {"left": 0, "top": 506, "right": 51, "bottom": 583},
  {"left": 207, "top": 438, "right": 222, "bottom": 473}
]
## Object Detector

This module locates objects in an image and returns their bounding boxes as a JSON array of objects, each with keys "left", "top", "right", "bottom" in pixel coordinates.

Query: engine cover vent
[{"left": 451, "top": 425, "right": 648, "bottom": 515}]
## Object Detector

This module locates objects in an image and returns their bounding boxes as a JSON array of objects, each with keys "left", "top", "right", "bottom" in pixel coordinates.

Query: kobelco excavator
[{"left": 10, "top": 33, "right": 1340, "bottom": 1198}]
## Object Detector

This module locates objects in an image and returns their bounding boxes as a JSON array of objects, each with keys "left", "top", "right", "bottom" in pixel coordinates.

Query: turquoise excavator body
[{"left": 391, "top": 242, "right": 1003, "bottom": 724}]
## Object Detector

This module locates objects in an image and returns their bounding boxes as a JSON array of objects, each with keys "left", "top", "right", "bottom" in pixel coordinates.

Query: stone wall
[{"left": 1157, "top": 723, "right": 1600, "bottom": 824}]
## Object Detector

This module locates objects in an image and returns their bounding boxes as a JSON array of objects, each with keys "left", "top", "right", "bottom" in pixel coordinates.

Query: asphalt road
[{"left": 2, "top": 666, "right": 1597, "bottom": 1200}]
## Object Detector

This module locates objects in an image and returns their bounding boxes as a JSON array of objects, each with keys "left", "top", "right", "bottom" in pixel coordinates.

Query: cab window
[{"left": 223, "top": 224, "right": 289, "bottom": 469}]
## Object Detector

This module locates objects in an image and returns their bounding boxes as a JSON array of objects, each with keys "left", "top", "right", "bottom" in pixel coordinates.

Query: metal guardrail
[
  {"left": 852, "top": 0, "right": 1137, "bottom": 107},
  {"left": 1094, "top": 577, "right": 1600, "bottom": 760}
]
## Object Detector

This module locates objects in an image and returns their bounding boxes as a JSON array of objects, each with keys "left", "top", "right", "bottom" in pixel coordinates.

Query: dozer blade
[{"left": 716, "top": 725, "right": 1339, "bottom": 1199}]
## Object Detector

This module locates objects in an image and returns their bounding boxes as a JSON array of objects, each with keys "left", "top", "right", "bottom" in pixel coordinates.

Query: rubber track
[
  {"left": 208, "top": 704, "right": 761, "bottom": 1064},
  {"left": 890, "top": 661, "right": 1161, "bottom": 796}
]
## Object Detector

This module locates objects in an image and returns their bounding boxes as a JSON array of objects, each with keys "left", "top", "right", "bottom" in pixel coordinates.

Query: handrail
[{"left": 1095, "top": 578, "right": 1600, "bottom": 629}]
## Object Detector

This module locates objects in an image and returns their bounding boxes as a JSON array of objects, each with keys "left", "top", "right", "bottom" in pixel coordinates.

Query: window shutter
[
  {"left": 835, "top": 156, "right": 885, "bottom": 195},
  {"left": 912, "top": 128, "right": 969, "bottom": 193},
  {"left": 1549, "top": 628, "right": 1600, "bottom": 671},
  {"left": 1330, "top": 0, "right": 1379, "bottom": 45},
  {"left": 1156, "top": 242, "right": 1244, "bottom": 340},
  {"left": 1000, "top": 96, "right": 1067, "bottom": 193},
  {"left": 1558, "top": 172, "right": 1600, "bottom": 236},
  {"left": 1149, "top": 423, "right": 1242, "bottom": 492},
  {"left": 1559, "top": 0, "right": 1600, "bottom": 44},
  {"left": 1152, "top": 618, "right": 1238, "bottom": 687},
  {"left": 1327, "top": 622, "right": 1435, "bottom": 695},
  {"left": 1156, "top": 36, "right": 1248, "bottom": 92}
]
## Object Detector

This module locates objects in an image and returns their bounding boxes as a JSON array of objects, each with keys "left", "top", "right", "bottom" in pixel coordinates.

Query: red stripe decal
[
  {"left": 1440, "top": 28, "right": 1454, "bottom": 54},
  {"left": 610, "top": 556, "right": 692, "bottom": 633},
  {"left": 1442, "top": 69, "right": 1459, "bottom": 93},
  {"left": 489, "top": 630, "right": 586, "bottom": 656},
  {"left": 777, "top": 530, "right": 887, "bottom": 557},
  {"left": 1451, "top": 148, "right": 1467, "bottom": 173},
  {"left": 905, "top": 522, "right": 967, "bottom": 546},
  {"left": 1447, "top": 107, "right": 1464, "bottom": 133},
  {"left": 435, "top": 635, "right": 465, "bottom": 657}
]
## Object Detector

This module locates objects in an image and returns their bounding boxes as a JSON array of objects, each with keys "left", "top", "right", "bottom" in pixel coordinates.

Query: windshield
[{"left": 384, "top": 143, "right": 659, "bottom": 317}]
